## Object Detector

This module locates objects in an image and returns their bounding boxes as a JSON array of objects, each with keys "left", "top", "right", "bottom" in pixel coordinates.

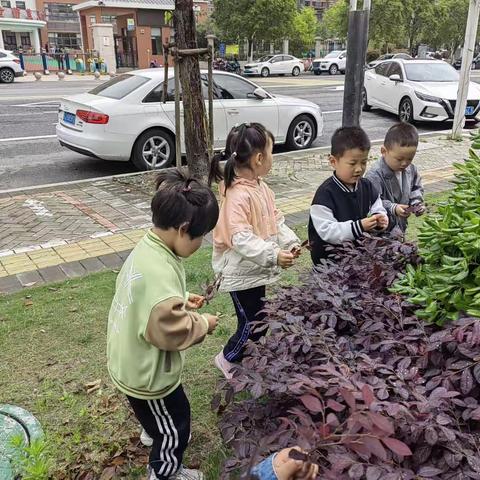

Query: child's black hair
[
  {"left": 384, "top": 122, "right": 419, "bottom": 149},
  {"left": 209, "top": 122, "right": 274, "bottom": 188},
  {"left": 331, "top": 126, "right": 371, "bottom": 158},
  {"left": 151, "top": 168, "right": 219, "bottom": 239}
]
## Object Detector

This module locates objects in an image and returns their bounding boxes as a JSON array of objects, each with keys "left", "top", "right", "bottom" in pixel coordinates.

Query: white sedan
[
  {"left": 243, "top": 55, "right": 304, "bottom": 77},
  {"left": 56, "top": 69, "right": 324, "bottom": 170},
  {"left": 0, "top": 49, "right": 24, "bottom": 83},
  {"left": 363, "top": 59, "right": 480, "bottom": 123}
]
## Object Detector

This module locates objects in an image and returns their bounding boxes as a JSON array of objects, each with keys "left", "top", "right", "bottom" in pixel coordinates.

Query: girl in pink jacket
[{"left": 209, "top": 123, "right": 300, "bottom": 379}]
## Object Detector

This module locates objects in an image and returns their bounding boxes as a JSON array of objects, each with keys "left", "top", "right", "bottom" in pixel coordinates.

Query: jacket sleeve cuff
[
  {"left": 351, "top": 220, "right": 364, "bottom": 239},
  {"left": 200, "top": 314, "right": 210, "bottom": 332},
  {"left": 390, "top": 203, "right": 397, "bottom": 216}
]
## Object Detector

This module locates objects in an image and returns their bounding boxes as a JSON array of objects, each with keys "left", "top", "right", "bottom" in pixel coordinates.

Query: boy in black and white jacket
[{"left": 308, "top": 127, "right": 389, "bottom": 264}]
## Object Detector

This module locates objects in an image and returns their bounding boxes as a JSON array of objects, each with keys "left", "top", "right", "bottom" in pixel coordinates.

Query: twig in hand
[
  {"left": 202, "top": 274, "right": 222, "bottom": 304},
  {"left": 291, "top": 239, "right": 312, "bottom": 256}
]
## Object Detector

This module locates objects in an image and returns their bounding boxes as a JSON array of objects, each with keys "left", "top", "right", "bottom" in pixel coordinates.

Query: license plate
[{"left": 63, "top": 112, "right": 76, "bottom": 125}]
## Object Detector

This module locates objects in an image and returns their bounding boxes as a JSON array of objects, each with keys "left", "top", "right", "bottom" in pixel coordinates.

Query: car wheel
[
  {"left": 362, "top": 88, "right": 372, "bottom": 112},
  {"left": 0, "top": 68, "right": 15, "bottom": 84},
  {"left": 292, "top": 66, "right": 300, "bottom": 77},
  {"left": 399, "top": 97, "right": 414, "bottom": 123},
  {"left": 261, "top": 67, "right": 270, "bottom": 78},
  {"left": 287, "top": 115, "right": 315, "bottom": 150},
  {"left": 329, "top": 64, "right": 338, "bottom": 75},
  {"left": 132, "top": 128, "right": 175, "bottom": 171},
  {"left": 314, "top": 70, "right": 321, "bottom": 76}
]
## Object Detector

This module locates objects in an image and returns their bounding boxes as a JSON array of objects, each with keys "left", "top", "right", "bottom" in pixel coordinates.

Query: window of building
[
  {"left": 0, "top": 0, "right": 11, "bottom": 7},
  {"left": 48, "top": 32, "right": 82, "bottom": 50},
  {"left": 89, "top": 15, "right": 96, "bottom": 24},
  {"left": 20, "top": 33, "right": 31, "bottom": 47},
  {"left": 151, "top": 27, "right": 162, "bottom": 56},
  {"left": 15, "top": 1, "right": 26, "bottom": 8},
  {"left": 45, "top": 3, "right": 78, "bottom": 21},
  {"left": 101, "top": 14, "right": 116, "bottom": 23},
  {"left": 3, "top": 31, "right": 17, "bottom": 50}
]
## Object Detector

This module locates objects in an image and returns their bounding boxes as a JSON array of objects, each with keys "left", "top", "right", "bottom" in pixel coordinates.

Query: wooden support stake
[
  {"left": 174, "top": 54, "right": 182, "bottom": 169},
  {"left": 163, "top": 44, "right": 169, "bottom": 104},
  {"left": 207, "top": 50, "right": 214, "bottom": 160},
  {"left": 176, "top": 47, "right": 209, "bottom": 56}
]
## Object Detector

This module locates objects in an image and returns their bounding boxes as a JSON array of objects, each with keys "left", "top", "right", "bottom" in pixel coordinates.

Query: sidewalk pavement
[
  {"left": 16, "top": 73, "right": 108, "bottom": 83},
  {"left": 0, "top": 134, "right": 469, "bottom": 294}
]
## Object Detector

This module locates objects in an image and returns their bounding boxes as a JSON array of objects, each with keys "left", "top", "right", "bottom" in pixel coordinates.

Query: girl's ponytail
[
  {"left": 223, "top": 154, "right": 237, "bottom": 189},
  {"left": 208, "top": 150, "right": 226, "bottom": 187}
]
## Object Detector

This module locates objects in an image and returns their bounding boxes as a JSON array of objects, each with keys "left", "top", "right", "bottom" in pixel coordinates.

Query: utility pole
[
  {"left": 452, "top": 0, "right": 480, "bottom": 139},
  {"left": 342, "top": 0, "right": 371, "bottom": 127}
]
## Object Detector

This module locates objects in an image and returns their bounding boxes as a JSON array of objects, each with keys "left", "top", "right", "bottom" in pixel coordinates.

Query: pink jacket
[{"left": 213, "top": 178, "right": 299, "bottom": 292}]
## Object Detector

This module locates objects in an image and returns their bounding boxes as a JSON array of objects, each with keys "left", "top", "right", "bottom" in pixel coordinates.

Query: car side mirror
[
  {"left": 248, "top": 88, "right": 269, "bottom": 100},
  {"left": 389, "top": 74, "right": 402, "bottom": 82}
]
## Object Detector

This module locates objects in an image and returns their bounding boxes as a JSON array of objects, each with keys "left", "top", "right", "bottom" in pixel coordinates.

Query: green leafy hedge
[{"left": 393, "top": 131, "right": 480, "bottom": 325}]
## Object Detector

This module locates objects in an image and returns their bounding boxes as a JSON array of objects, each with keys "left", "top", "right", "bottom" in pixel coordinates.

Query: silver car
[{"left": 0, "top": 49, "right": 24, "bottom": 83}]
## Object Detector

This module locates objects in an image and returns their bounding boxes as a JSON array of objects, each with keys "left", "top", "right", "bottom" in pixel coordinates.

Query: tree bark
[{"left": 174, "top": 0, "right": 209, "bottom": 182}]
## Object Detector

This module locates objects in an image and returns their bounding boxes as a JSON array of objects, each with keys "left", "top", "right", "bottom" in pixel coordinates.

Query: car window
[
  {"left": 143, "top": 75, "right": 217, "bottom": 102},
  {"left": 258, "top": 55, "right": 274, "bottom": 63},
  {"left": 89, "top": 74, "right": 149, "bottom": 99},
  {"left": 404, "top": 62, "right": 459, "bottom": 82},
  {"left": 325, "top": 51, "right": 340, "bottom": 58},
  {"left": 387, "top": 62, "right": 403, "bottom": 79},
  {"left": 396, "top": 53, "right": 412, "bottom": 59},
  {"left": 0, "top": 52, "right": 5, "bottom": 58},
  {"left": 271, "top": 56, "right": 283, "bottom": 63},
  {"left": 213, "top": 74, "right": 257, "bottom": 99},
  {"left": 375, "top": 62, "right": 391, "bottom": 77},
  {"left": 283, "top": 56, "right": 294, "bottom": 61}
]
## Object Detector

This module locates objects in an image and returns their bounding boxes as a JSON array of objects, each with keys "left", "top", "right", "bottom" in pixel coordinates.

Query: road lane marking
[
  {"left": 0, "top": 111, "right": 58, "bottom": 117},
  {"left": 323, "top": 110, "right": 343, "bottom": 114},
  {"left": 0, "top": 135, "right": 56, "bottom": 142}
]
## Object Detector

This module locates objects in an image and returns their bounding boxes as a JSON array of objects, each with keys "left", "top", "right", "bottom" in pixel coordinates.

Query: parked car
[
  {"left": 453, "top": 53, "right": 480, "bottom": 70},
  {"left": 56, "top": 69, "right": 324, "bottom": 170},
  {"left": 0, "top": 49, "right": 24, "bottom": 83},
  {"left": 368, "top": 53, "right": 412, "bottom": 69},
  {"left": 312, "top": 50, "right": 347, "bottom": 75},
  {"left": 243, "top": 54, "right": 304, "bottom": 77},
  {"left": 363, "top": 59, "right": 480, "bottom": 123}
]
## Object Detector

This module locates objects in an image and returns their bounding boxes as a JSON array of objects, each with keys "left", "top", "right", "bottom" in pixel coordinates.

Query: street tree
[
  {"left": 213, "top": 0, "right": 297, "bottom": 59},
  {"left": 322, "top": 0, "right": 348, "bottom": 41},
  {"left": 174, "top": 0, "right": 210, "bottom": 180},
  {"left": 368, "top": 0, "right": 405, "bottom": 51},
  {"left": 401, "top": 0, "right": 436, "bottom": 54},
  {"left": 291, "top": 6, "right": 319, "bottom": 56}
]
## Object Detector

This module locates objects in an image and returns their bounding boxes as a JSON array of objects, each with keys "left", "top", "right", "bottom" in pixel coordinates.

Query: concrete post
[
  {"left": 90, "top": 23, "right": 116, "bottom": 74},
  {"left": 32, "top": 29, "right": 41, "bottom": 54},
  {"left": 315, "top": 36, "right": 322, "bottom": 58},
  {"left": 283, "top": 39, "right": 289, "bottom": 55},
  {"left": 452, "top": 0, "right": 480, "bottom": 138},
  {"left": 270, "top": 42, "right": 274, "bottom": 54}
]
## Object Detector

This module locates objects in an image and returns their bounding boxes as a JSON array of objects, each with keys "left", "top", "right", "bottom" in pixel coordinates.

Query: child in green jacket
[{"left": 107, "top": 169, "right": 220, "bottom": 480}]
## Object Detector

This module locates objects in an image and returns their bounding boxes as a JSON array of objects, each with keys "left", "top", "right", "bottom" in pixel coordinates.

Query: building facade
[
  {"left": 0, "top": 0, "right": 46, "bottom": 52},
  {"left": 298, "top": 0, "right": 337, "bottom": 20}
]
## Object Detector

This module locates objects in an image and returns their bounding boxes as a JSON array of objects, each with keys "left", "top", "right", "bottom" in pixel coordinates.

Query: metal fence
[{"left": 18, "top": 52, "right": 109, "bottom": 74}]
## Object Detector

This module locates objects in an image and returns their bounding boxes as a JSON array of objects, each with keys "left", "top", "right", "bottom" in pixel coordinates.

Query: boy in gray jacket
[{"left": 365, "top": 123, "right": 425, "bottom": 233}]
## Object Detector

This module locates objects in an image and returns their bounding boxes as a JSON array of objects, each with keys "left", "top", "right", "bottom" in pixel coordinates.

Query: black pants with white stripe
[{"left": 127, "top": 385, "right": 190, "bottom": 479}]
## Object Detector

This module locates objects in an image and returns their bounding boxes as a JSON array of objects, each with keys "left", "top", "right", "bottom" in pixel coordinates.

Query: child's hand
[
  {"left": 203, "top": 313, "right": 218, "bottom": 334},
  {"left": 273, "top": 447, "right": 319, "bottom": 480},
  {"left": 361, "top": 215, "right": 380, "bottom": 232},
  {"left": 187, "top": 293, "right": 205, "bottom": 310},
  {"left": 395, "top": 204, "right": 411, "bottom": 218},
  {"left": 376, "top": 214, "right": 389, "bottom": 231},
  {"left": 277, "top": 250, "right": 295, "bottom": 269}
]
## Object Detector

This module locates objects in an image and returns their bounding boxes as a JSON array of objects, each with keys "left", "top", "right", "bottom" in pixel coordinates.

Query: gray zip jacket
[{"left": 365, "top": 156, "right": 424, "bottom": 231}]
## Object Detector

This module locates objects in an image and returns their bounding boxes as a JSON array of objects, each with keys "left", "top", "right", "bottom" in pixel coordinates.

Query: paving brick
[
  {"left": 17, "top": 270, "right": 44, "bottom": 287},
  {"left": 0, "top": 275, "right": 23, "bottom": 294},
  {"left": 60, "top": 261, "right": 87, "bottom": 278},
  {"left": 4, "top": 263, "right": 37, "bottom": 275},
  {"left": 117, "top": 249, "right": 132, "bottom": 261},
  {"left": 98, "top": 253, "right": 124, "bottom": 269},
  {"left": 38, "top": 266, "right": 66, "bottom": 283},
  {"left": 80, "top": 257, "right": 107, "bottom": 274}
]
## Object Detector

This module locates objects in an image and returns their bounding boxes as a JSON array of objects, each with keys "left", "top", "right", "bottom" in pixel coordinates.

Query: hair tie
[
  {"left": 231, "top": 152, "right": 237, "bottom": 159},
  {"left": 182, "top": 185, "right": 192, "bottom": 192}
]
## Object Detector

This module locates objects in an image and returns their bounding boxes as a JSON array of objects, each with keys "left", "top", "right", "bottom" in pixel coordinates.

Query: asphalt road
[{"left": 0, "top": 73, "right": 479, "bottom": 191}]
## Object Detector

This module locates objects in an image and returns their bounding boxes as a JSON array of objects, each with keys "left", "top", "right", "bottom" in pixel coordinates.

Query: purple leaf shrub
[{"left": 213, "top": 237, "right": 480, "bottom": 479}]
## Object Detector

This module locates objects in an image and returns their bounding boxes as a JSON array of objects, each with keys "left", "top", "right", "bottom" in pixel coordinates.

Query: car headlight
[{"left": 415, "top": 91, "right": 443, "bottom": 104}]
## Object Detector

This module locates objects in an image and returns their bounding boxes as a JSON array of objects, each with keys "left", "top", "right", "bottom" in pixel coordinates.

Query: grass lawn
[{"left": 0, "top": 191, "right": 449, "bottom": 479}]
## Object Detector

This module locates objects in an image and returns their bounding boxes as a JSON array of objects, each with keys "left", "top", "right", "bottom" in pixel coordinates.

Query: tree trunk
[{"left": 174, "top": 0, "right": 209, "bottom": 182}]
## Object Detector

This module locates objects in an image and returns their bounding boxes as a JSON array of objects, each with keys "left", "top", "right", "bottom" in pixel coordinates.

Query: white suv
[
  {"left": 312, "top": 50, "right": 347, "bottom": 75},
  {"left": 0, "top": 49, "right": 24, "bottom": 83}
]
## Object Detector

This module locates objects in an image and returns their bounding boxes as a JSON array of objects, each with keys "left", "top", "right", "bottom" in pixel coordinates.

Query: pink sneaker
[{"left": 214, "top": 351, "right": 235, "bottom": 380}]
